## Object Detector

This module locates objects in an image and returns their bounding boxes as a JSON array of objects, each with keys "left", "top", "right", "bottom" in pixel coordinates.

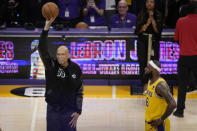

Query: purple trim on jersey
[
  {"left": 110, "top": 13, "right": 137, "bottom": 28},
  {"left": 158, "top": 121, "right": 165, "bottom": 131}
]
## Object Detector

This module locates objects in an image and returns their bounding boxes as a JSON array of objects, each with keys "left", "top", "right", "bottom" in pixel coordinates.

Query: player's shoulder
[
  {"left": 177, "top": 16, "right": 189, "bottom": 23},
  {"left": 158, "top": 77, "right": 166, "bottom": 82},
  {"left": 70, "top": 60, "right": 81, "bottom": 70},
  {"left": 156, "top": 78, "right": 169, "bottom": 90},
  {"left": 70, "top": 61, "right": 82, "bottom": 76}
]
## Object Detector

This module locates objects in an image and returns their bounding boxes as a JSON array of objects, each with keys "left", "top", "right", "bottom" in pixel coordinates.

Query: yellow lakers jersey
[{"left": 145, "top": 78, "right": 169, "bottom": 122}]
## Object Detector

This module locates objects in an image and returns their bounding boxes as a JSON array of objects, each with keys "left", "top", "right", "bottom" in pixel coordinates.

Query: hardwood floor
[{"left": 0, "top": 97, "right": 197, "bottom": 131}]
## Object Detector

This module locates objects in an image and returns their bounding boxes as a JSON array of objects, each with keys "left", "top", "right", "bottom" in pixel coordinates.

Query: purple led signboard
[
  {"left": 0, "top": 36, "right": 179, "bottom": 79},
  {"left": 0, "top": 41, "right": 18, "bottom": 73},
  {"left": 69, "top": 39, "right": 179, "bottom": 77}
]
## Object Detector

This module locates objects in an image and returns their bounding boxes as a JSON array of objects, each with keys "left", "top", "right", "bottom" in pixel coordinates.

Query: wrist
[
  {"left": 44, "top": 25, "right": 50, "bottom": 31},
  {"left": 143, "top": 25, "right": 147, "bottom": 31},
  {"left": 152, "top": 20, "right": 156, "bottom": 25},
  {"left": 145, "top": 23, "right": 149, "bottom": 27},
  {"left": 44, "top": 27, "right": 49, "bottom": 31},
  {"left": 94, "top": 6, "right": 98, "bottom": 10},
  {"left": 160, "top": 117, "right": 164, "bottom": 121},
  {"left": 84, "top": 8, "right": 88, "bottom": 13}
]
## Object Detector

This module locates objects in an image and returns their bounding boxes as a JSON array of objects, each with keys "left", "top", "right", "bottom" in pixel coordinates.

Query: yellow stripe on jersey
[{"left": 145, "top": 78, "right": 169, "bottom": 122}]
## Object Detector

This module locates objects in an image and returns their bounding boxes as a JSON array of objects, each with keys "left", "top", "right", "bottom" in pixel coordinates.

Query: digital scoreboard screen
[
  {"left": 0, "top": 36, "right": 179, "bottom": 79},
  {"left": 0, "top": 41, "right": 17, "bottom": 73},
  {"left": 0, "top": 38, "right": 31, "bottom": 78}
]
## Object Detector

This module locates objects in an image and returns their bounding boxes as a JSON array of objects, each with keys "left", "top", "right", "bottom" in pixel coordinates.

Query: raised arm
[
  {"left": 135, "top": 11, "right": 151, "bottom": 34},
  {"left": 89, "top": 1, "right": 104, "bottom": 16},
  {"left": 151, "top": 81, "right": 176, "bottom": 127},
  {"left": 151, "top": 11, "right": 162, "bottom": 34},
  {"left": 38, "top": 18, "right": 55, "bottom": 69}
]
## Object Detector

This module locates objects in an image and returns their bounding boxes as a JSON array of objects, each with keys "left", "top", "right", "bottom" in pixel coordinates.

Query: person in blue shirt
[
  {"left": 82, "top": 0, "right": 106, "bottom": 26},
  {"left": 110, "top": 0, "right": 137, "bottom": 28},
  {"left": 52, "top": 0, "right": 83, "bottom": 29}
]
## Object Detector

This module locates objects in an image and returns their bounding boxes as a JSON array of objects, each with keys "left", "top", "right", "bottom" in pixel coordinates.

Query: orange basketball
[
  {"left": 76, "top": 22, "right": 89, "bottom": 29},
  {"left": 42, "top": 2, "right": 59, "bottom": 20}
]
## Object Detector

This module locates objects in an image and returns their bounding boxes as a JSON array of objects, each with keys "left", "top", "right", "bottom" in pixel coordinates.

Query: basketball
[
  {"left": 76, "top": 22, "right": 89, "bottom": 29},
  {"left": 42, "top": 2, "right": 59, "bottom": 20}
]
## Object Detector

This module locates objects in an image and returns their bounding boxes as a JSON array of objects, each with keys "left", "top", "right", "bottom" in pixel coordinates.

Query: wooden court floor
[{"left": 0, "top": 85, "right": 197, "bottom": 131}]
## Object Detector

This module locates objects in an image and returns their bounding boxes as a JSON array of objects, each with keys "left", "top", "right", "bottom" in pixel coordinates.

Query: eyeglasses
[{"left": 118, "top": 6, "right": 127, "bottom": 8}]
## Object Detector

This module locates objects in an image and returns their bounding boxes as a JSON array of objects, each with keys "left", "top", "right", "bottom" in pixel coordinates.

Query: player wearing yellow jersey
[{"left": 144, "top": 60, "right": 176, "bottom": 131}]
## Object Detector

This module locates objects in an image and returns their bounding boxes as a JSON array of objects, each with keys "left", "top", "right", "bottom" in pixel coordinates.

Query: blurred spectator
[
  {"left": 154, "top": 0, "right": 168, "bottom": 27},
  {"left": 0, "top": 0, "right": 8, "bottom": 29},
  {"left": 76, "top": 22, "right": 89, "bottom": 29},
  {"left": 110, "top": 0, "right": 137, "bottom": 28},
  {"left": 83, "top": 0, "right": 106, "bottom": 26},
  {"left": 135, "top": 0, "right": 162, "bottom": 89},
  {"left": 115, "top": 0, "right": 135, "bottom": 14},
  {"left": 165, "top": 0, "right": 188, "bottom": 28},
  {"left": 179, "top": 0, "right": 197, "bottom": 92},
  {"left": 106, "top": 0, "right": 116, "bottom": 11},
  {"left": 156, "top": 0, "right": 167, "bottom": 17},
  {"left": 7, "top": 0, "right": 22, "bottom": 27},
  {"left": 52, "top": 0, "right": 83, "bottom": 30},
  {"left": 165, "top": 0, "right": 178, "bottom": 28},
  {"left": 105, "top": 0, "right": 116, "bottom": 29},
  {"left": 136, "top": 0, "right": 167, "bottom": 18},
  {"left": 22, "top": 0, "right": 43, "bottom": 30},
  {"left": 136, "top": 0, "right": 146, "bottom": 15},
  {"left": 173, "top": 2, "right": 197, "bottom": 118},
  {"left": 179, "top": 0, "right": 197, "bottom": 17},
  {"left": 136, "top": 0, "right": 169, "bottom": 27}
]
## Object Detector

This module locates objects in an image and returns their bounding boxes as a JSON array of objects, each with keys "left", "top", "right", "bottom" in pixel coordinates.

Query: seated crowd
[{"left": 0, "top": 0, "right": 192, "bottom": 30}]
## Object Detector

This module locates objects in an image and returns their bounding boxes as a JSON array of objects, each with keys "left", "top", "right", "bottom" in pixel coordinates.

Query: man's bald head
[
  {"left": 118, "top": 0, "right": 128, "bottom": 5},
  {"left": 57, "top": 45, "right": 69, "bottom": 53},
  {"left": 56, "top": 45, "right": 70, "bottom": 67},
  {"left": 118, "top": 0, "right": 128, "bottom": 16}
]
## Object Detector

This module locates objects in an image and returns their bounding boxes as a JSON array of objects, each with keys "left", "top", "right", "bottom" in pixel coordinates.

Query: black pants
[
  {"left": 137, "top": 34, "right": 160, "bottom": 85},
  {"left": 47, "top": 104, "right": 76, "bottom": 131},
  {"left": 177, "top": 55, "right": 197, "bottom": 112}
]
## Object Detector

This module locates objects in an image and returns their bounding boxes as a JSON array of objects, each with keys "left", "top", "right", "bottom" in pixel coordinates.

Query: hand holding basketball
[
  {"left": 42, "top": 2, "right": 59, "bottom": 20},
  {"left": 44, "top": 17, "right": 56, "bottom": 31}
]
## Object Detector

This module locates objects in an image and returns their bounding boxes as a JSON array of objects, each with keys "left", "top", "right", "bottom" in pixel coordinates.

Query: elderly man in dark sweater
[{"left": 38, "top": 18, "right": 83, "bottom": 131}]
